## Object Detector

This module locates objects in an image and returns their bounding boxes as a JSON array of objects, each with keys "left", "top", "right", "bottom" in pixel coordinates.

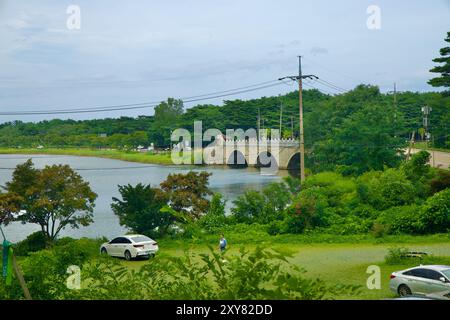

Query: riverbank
[{"left": 0, "top": 148, "right": 176, "bottom": 165}]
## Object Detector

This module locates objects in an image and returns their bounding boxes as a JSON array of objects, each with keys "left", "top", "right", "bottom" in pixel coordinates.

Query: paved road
[{"left": 410, "top": 148, "right": 450, "bottom": 169}]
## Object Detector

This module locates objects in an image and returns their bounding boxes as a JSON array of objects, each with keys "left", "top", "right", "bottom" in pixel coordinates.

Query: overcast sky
[{"left": 0, "top": 0, "right": 449, "bottom": 122}]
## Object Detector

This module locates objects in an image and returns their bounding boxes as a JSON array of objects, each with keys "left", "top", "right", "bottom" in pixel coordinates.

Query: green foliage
[
  {"left": 428, "top": 31, "right": 450, "bottom": 95},
  {"left": 161, "top": 171, "right": 213, "bottom": 220},
  {"left": 364, "top": 168, "right": 417, "bottom": 210},
  {"left": 430, "top": 170, "right": 450, "bottom": 194},
  {"left": 14, "top": 231, "right": 49, "bottom": 256},
  {"left": 111, "top": 183, "right": 171, "bottom": 238},
  {"left": 312, "top": 103, "right": 406, "bottom": 174},
  {"left": 69, "top": 247, "right": 359, "bottom": 300},
  {"left": 197, "top": 193, "right": 227, "bottom": 233},
  {"left": 231, "top": 182, "right": 291, "bottom": 225},
  {"left": 12, "top": 238, "right": 100, "bottom": 299},
  {"left": 377, "top": 189, "right": 450, "bottom": 235},
  {"left": 232, "top": 190, "right": 266, "bottom": 223},
  {"left": 384, "top": 247, "right": 412, "bottom": 265},
  {"left": 2, "top": 159, "right": 97, "bottom": 240},
  {"left": 415, "top": 188, "right": 450, "bottom": 234},
  {"left": 149, "top": 98, "right": 184, "bottom": 147},
  {"left": 285, "top": 188, "right": 329, "bottom": 234}
]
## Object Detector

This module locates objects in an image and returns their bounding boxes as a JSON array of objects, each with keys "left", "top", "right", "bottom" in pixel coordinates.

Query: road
[{"left": 410, "top": 148, "right": 450, "bottom": 169}]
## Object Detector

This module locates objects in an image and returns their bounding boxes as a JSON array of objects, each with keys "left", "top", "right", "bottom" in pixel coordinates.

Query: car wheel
[
  {"left": 398, "top": 284, "right": 412, "bottom": 297},
  {"left": 101, "top": 248, "right": 107, "bottom": 255},
  {"left": 124, "top": 250, "right": 132, "bottom": 261}
]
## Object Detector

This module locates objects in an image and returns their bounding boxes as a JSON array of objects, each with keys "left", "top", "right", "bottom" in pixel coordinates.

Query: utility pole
[
  {"left": 279, "top": 97, "right": 283, "bottom": 138},
  {"left": 279, "top": 56, "right": 318, "bottom": 181},
  {"left": 422, "top": 105, "right": 432, "bottom": 149},
  {"left": 393, "top": 83, "right": 397, "bottom": 137},
  {"left": 257, "top": 106, "right": 261, "bottom": 140}
]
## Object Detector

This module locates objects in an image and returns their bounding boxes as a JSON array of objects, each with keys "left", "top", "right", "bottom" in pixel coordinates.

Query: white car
[
  {"left": 100, "top": 235, "right": 159, "bottom": 261},
  {"left": 390, "top": 265, "right": 450, "bottom": 297}
]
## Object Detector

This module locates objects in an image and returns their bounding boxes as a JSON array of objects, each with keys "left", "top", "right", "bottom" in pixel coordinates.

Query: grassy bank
[
  {"left": 122, "top": 237, "right": 450, "bottom": 300},
  {"left": 121, "top": 232, "right": 450, "bottom": 300},
  {"left": 0, "top": 148, "right": 177, "bottom": 165},
  {"left": 12, "top": 233, "right": 450, "bottom": 300}
]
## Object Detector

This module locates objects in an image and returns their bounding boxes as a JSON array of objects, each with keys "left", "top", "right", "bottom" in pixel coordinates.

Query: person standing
[{"left": 219, "top": 234, "right": 227, "bottom": 253}]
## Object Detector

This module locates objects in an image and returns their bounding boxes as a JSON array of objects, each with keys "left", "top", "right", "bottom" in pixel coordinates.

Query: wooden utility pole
[
  {"left": 12, "top": 254, "right": 32, "bottom": 300},
  {"left": 279, "top": 57, "right": 318, "bottom": 181},
  {"left": 406, "top": 130, "right": 415, "bottom": 161},
  {"left": 298, "top": 56, "right": 305, "bottom": 181},
  {"left": 279, "top": 99, "right": 283, "bottom": 137}
]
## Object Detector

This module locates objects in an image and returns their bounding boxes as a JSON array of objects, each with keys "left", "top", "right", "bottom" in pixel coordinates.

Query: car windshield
[
  {"left": 130, "top": 236, "right": 151, "bottom": 243},
  {"left": 441, "top": 269, "right": 450, "bottom": 279}
]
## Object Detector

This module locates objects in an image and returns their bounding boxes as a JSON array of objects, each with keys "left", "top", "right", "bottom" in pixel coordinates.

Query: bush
[
  {"left": 284, "top": 188, "right": 329, "bottom": 234},
  {"left": 197, "top": 193, "right": 227, "bottom": 233},
  {"left": 377, "top": 205, "right": 422, "bottom": 235},
  {"left": 267, "top": 220, "right": 288, "bottom": 235},
  {"left": 14, "top": 231, "right": 48, "bottom": 256},
  {"left": 370, "top": 223, "right": 391, "bottom": 238},
  {"left": 415, "top": 188, "right": 450, "bottom": 234},
  {"left": 384, "top": 247, "right": 412, "bottom": 265},
  {"left": 365, "top": 169, "right": 417, "bottom": 210}
]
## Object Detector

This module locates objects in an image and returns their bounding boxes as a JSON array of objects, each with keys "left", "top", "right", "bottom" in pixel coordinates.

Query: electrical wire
[{"left": 0, "top": 80, "right": 283, "bottom": 116}]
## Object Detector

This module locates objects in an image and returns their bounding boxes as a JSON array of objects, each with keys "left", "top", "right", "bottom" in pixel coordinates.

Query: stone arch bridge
[{"left": 203, "top": 138, "right": 300, "bottom": 170}]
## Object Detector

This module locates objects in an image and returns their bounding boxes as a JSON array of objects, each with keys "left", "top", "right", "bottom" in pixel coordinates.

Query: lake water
[{"left": 0, "top": 154, "right": 285, "bottom": 242}]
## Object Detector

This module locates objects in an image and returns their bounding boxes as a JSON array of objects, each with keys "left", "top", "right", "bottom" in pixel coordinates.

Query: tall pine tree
[{"left": 428, "top": 31, "right": 450, "bottom": 96}]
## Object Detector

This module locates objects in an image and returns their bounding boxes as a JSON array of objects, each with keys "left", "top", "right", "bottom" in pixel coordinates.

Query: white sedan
[
  {"left": 100, "top": 235, "right": 159, "bottom": 261},
  {"left": 390, "top": 265, "right": 450, "bottom": 297}
]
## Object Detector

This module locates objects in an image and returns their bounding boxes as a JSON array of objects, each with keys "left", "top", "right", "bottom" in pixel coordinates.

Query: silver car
[{"left": 390, "top": 265, "right": 450, "bottom": 297}]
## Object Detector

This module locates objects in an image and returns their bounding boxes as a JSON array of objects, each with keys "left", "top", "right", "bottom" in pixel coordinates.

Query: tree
[
  {"left": 111, "top": 184, "right": 171, "bottom": 238},
  {"left": 149, "top": 98, "right": 184, "bottom": 147},
  {"left": 365, "top": 168, "right": 416, "bottom": 210},
  {"left": 0, "top": 193, "right": 22, "bottom": 225},
  {"left": 428, "top": 31, "right": 450, "bottom": 96},
  {"left": 160, "top": 171, "right": 212, "bottom": 220},
  {"left": 198, "top": 193, "right": 227, "bottom": 232},
  {"left": 3, "top": 159, "right": 97, "bottom": 240},
  {"left": 312, "top": 104, "right": 406, "bottom": 174}
]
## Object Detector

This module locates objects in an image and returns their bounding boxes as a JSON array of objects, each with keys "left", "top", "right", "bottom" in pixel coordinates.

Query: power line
[
  {"left": 314, "top": 78, "right": 349, "bottom": 93},
  {"left": 0, "top": 80, "right": 283, "bottom": 116}
]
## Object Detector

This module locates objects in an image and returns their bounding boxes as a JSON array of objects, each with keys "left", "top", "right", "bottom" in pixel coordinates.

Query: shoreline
[{"left": 0, "top": 148, "right": 176, "bottom": 166}]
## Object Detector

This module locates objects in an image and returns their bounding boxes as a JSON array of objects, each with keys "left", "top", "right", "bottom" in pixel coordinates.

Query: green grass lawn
[
  {"left": 0, "top": 147, "right": 176, "bottom": 165},
  {"left": 119, "top": 240, "right": 450, "bottom": 300},
  {"left": 0, "top": 147, "right": 205, "bottom": 166}
]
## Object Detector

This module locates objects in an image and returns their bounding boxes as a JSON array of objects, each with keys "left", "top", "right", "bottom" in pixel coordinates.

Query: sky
[{"left": 0, "top": 0, "right": 449, "bottom": 122}]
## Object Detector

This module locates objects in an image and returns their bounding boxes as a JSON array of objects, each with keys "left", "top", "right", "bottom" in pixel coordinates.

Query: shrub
[
  {"left": 14, "top": 231, "right": 48, "bottom": 256},
  {"left": 377, "top": 205, "right": 422, "bottom": 234},
  {"left": 384, "top": 247, "right": 412, "bottom": 265},
  {"left": 429, "top": 170, "right": 450, "bottom": 194},
  {"left": 370, "top": 223, "right": 391, "bottom": 238},
  {"left": 415, "top": 188, "right": 450, "bottom": 234},
  {"left": 285, "top": 188, "right": 329, "bottom": 234},
  {"left": 365, "top": 169, "right": 416, "bottom": 210},
  {"left": 197, "top": 193, "right": 227, "bottom": 233}
]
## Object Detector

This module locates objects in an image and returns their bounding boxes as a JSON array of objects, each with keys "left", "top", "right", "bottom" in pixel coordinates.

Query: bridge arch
[
  {"left": 286, "top": 152, "right": 301, "bottom": 170},
  {"left": 227, "top": 150, "right": 248, "bottom": 168},
  {"left": 256, "top": 151, "right": 278, "bottom": 169}
]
